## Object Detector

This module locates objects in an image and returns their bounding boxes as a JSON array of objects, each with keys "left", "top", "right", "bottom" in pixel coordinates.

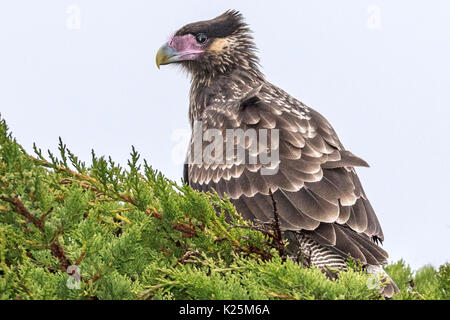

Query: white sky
[{"left": 0, "top": 0, "right": 449, "bottom": 270}]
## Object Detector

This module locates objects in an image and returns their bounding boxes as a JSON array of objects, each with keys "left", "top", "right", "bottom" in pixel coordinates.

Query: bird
[{"left": 156, "top": 10, "right": 399, "bottom": 297}]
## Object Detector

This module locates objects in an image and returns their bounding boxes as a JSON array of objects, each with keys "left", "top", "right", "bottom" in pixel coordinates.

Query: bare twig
[
  {"left": 0, "top": 196, "right": 71, "bottom": 271},
  {"left": 0, "top": 196, "right": 43, "bottom": 230},
  {"left": 49, "top": 243, "right": 71, "bottom": 271},
  {"left": 228, "top": 191, "right": 286, "bottom": 260},
  {"left": 173, "top": 251, "right": 201, "bottom": 268},
  {"left": 269, "top": 189, "right": 286, "bottom": 260},
  {"left": 75, "top": 251, "right": 86, "bottom": 266},
  {"left": 173, "top": 223, "right": 198, "bottom": 238},
  {"left": 39, "top": 207, "right": 53, "bottom": 225}
]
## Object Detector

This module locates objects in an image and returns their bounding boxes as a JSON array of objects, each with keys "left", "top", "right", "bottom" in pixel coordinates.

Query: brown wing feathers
[{"left": 188, "top": 85, "right": 388, "bottom": 265}]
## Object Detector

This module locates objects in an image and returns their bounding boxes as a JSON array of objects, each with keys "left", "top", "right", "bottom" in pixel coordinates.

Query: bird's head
[{"left": 156, "top": 10, "right": 260, "bottom": 78}]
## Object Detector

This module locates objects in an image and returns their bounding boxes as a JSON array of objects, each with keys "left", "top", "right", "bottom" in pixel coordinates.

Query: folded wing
[{"left": 187, "top": 84, "right": 388, "bottom": 265}]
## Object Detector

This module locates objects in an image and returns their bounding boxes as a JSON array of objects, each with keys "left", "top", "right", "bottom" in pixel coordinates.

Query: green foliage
[
  {"left": 384, "top": 261, "right": 449, "bottom": 300},
  {"left": 0, "top": 116, "right": 448, "bottom": 300}
]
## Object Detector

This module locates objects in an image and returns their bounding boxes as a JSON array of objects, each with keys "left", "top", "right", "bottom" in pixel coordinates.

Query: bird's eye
[{"left": 195, "top": 33, "right": 208, "bottom": 44}]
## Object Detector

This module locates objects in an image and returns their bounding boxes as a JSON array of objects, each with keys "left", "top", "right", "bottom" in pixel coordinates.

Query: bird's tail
[{"left": 284, "top": 231, "right": 399, "bottom": 298}]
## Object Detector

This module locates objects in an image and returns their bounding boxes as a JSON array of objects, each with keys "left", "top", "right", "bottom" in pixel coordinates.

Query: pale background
[{"left": 1, "top": 0, "right": 449, "bottom": 270}]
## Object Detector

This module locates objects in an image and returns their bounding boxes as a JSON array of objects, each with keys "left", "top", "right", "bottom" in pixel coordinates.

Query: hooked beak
[{"left": 156, "top": 43, "right": 179, "bottom": 69}]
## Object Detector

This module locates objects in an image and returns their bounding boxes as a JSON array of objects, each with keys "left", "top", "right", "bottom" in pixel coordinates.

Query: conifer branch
[
  {"left": 1, "top": 117, "right": 441, "bottom": 300},
  {"left": 0, "top": 196, "right": 43, "bottom": 231},
  {"left": 0, "top": 196, "right": 71, "bottom": 271}
]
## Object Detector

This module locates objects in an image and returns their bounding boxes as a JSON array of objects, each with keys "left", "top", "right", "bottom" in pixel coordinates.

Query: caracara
[{"left": 156, "top": 10, "right": 398, "bottom": 297}]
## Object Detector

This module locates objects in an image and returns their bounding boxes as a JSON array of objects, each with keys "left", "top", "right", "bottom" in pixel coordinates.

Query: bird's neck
[{"left": 188, "top": 67, "right": 265, "bottom": 126}]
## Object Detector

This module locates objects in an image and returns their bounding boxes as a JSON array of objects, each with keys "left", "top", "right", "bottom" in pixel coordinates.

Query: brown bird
[{"left": 156, "top": 10, "right": 398, "bottom": 297}]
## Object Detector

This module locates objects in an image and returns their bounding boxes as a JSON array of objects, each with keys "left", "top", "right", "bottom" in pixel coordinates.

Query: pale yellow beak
[{"left": 156, "top": 44, "right": 179, "bottom": 69}]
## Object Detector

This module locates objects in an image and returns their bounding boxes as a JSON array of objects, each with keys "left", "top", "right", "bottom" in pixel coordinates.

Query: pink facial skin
[{"left": 167, "top": 34, "right": 205, "bottom": 61}]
